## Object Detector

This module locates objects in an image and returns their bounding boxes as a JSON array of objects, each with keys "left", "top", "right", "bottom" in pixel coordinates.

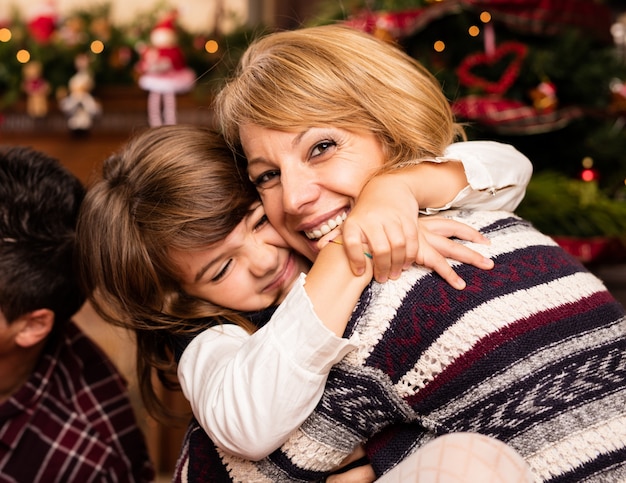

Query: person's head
[
  {"left": 215, "top": 24, "right": 464, "bottom": 261},
  {"left": 0, "top": 146, "right": 85, "bottom": 350},
  {"left": 78, "top": 124, "right": 308, "bottom": 329},
  {"left": 76, "top": 125, "right": 309, "bottom": 419}
]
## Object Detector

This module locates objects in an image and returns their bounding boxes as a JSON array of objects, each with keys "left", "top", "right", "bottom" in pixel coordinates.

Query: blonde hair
[
  {"left": 215, "top": 24, "right": 465, "bottom": 167},
  {"left": 76, "top": 125, "right": 258, "bottom": 421}
]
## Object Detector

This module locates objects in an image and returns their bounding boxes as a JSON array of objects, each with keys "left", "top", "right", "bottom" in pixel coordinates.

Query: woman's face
[
  {"left": 169, "top": 202, "right": 310, "bottom": 312},
  {"left": 240, "top": 124, "right": 385, "bottom": 262}
]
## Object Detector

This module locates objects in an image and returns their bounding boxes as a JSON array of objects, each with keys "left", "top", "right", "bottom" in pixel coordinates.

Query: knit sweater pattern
[{"left": 175, "top": 210, "right": 626, "bottom": 482}]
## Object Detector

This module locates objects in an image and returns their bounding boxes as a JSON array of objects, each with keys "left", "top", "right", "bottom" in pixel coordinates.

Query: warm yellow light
[
  {"left": 582, "top": 156, "right": 594, "bottom": 169},
  {"left": 480, "top": 11, "right": 492, "bottom": 23},
  {"left": 434, "top": 40, "right": 445, "bottom": 52},
  {"left": 90, "top": 40, "right": 104, "bottom": 54},
  {"left": 468, "top": 25, "right": 480, "bottom": 37},
  {"left": 0, "top": 28, "right": 11, "bottom": 42},
  {"left": 205, "top": 39, "right": 219, "bottom": 54},
  {"left": 16, "top": 49, "right": 30, "bottom": 63}
]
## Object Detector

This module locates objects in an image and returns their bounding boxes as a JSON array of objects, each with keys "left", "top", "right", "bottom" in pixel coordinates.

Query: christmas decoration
[
  {"left": 58, "top": 54, "right": 101, "bottom": 134},
  {"left": 456, "top": 41, "right": 527, "bottom": 95},
  {"left": 313, "top": 0, "right": 626, "bottom": 258},
  {"left": 26, "top": 0, "right": 58, "bottom": 44},
  {"left": 21, "top": 60, "right": 50, "bottom": 117},
  {"left": 135, "top": 10, "right": 196, "bottom": 126},
  {"left": 0, "top": 3, "right": 251, "bottom": 113},
  {"left": 528, "top": 80, "right": 558, "bottom": 113}
]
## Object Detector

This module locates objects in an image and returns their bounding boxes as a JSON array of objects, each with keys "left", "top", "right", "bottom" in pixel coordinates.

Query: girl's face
[
  {"left": 169, "top": 202, "right": 310, "bottom": 312},
  {"left": 240, "top": 124, "right": 386, "bottom": 262}
]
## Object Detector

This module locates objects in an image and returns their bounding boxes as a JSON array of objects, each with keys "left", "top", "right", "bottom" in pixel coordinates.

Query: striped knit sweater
[{"left": 174, "top": 210, "right": 626, "bottom": 482}]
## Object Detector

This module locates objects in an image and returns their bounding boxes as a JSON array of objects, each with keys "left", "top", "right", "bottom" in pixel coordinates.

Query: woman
[{"left": 207, "top": 24, "right": 626, "bottom": 481}]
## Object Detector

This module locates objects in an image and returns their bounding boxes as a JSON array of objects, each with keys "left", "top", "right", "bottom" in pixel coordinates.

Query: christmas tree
[{"left": 312, "top": 0, "right": 626, "bottom": 262}]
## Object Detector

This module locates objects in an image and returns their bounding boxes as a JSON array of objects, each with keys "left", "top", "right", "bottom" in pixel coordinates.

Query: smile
[{"left": 304, "top": 212, "right": 347, "bottom": 240}]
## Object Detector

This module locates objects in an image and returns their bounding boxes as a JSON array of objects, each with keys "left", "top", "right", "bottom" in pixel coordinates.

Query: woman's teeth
[{"left": 305, "top": 212, "right": 347, "bottom": 240}]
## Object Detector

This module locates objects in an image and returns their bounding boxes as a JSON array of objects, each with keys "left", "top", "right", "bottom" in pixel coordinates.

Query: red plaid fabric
[{"left": 0, "top": 322, "right": 154, "bottom": 482}]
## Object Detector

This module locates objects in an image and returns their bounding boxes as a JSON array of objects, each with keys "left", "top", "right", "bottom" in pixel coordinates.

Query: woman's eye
[
  {"left": 211, "top": 259, "right": 232, "bottom": 282},
  {"left": 311, "top": 140, "right": 336, "bottom": 158},
  {"left": 253, "top": 214, "right": 269, "bottom": 231},
  {"left": 253, "top": 170, "right": 280, "bottom": 188}
]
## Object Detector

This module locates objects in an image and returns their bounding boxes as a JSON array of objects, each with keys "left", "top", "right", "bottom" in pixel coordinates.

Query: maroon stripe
[{"left": 406, "top": 290, "right": 616, "bottom": 405}]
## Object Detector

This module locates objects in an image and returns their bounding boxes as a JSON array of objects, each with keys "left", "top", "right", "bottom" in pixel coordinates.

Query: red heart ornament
[{"left": 456, "top": 42, "right": 528, "bottom": 95}]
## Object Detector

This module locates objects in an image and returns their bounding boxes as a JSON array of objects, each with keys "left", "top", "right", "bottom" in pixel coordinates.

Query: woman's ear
[{"left": 14, "top": 309, "right": 54, "bottom": 348}]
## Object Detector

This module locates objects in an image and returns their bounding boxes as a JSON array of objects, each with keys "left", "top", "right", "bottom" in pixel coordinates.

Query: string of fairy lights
[{"left": 0, "top": 25, "right": 219, "bottom": 69}]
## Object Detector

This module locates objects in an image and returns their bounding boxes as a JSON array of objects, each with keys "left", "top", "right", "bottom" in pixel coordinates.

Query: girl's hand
[
  {"left": 415, "top": 216, "right": 494, "bottom": 290},
  {"left": 341, "top": 173, "right": 420, "bottom": 282},
  {"left": 341, "top": 172, "right": 493, "bottom": 288}
]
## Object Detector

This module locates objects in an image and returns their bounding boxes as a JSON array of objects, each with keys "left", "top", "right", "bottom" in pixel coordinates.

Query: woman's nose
[{"left": 280, "top": 165, "right": 318, "bottom": 215}]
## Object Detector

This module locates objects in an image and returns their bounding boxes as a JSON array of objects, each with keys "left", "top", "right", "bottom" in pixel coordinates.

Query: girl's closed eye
[
  {"left": 211, "top": 259, "right": 232, "bottom": 282},
  {"left": 253, "top": 213, "right": 269, "bottom": 231}
]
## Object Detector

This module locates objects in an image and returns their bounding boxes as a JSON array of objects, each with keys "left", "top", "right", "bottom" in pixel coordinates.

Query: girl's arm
[
  {"left": 340, "top": 141, "right": 532, "bottom": 283},
  {"left": 178, "top": 239, "right": 372, "bottom": 460}
]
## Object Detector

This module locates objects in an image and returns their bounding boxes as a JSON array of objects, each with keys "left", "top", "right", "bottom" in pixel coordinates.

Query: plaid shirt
[{"left": 0, "top": 321, "right": 155, "bottom": 482}]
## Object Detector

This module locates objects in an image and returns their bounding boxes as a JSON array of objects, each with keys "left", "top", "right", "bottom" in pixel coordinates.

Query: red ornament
[
  {"left": 456, "top": 41, "right": 528, "bottom": 95},
  {"left": 581, "top": 168, "right": 599, "bottom": 182}
]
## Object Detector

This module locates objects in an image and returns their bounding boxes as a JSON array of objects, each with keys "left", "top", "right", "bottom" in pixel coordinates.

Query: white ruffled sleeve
[{"left": 420, "top": 140, "right": 533, "bottom": 214}]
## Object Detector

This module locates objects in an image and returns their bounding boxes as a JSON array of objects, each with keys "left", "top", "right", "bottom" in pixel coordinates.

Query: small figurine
[
  {"left": 136, "top": 11, "right": 195, "bottom": 126},
  {"left": 22, "top": 60, "right": 50, "bottom": 118},
  {"left": 59, "top": 70, "right": 101, "bottom": 135},
  {"left": 529, "top": 80, "right": 558, "bottom": 113},
  {"left": 58, "top": 54, "right": 101, "bottom": 135}
]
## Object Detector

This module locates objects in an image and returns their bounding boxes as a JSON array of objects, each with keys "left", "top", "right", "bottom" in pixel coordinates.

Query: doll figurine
[
  {"left": 136, "top": 12, "right": 196, "bottom": 126},
  {"left": 22, "top": 61, "right": 50, "bottom": 118},
  {"left": 59, "top": 70, "right": 101, "bottom": 135}
]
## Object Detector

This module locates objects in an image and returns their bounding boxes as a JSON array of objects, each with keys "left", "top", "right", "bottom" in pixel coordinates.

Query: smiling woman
[
  {"left": 241, "top": 125, "right": 387, "bottom": 262},
  {"left": 209, "top": 23, "right": 626, "bottom": 481}
]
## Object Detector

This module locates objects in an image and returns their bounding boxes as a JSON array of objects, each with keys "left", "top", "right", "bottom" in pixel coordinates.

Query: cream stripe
[
  {"left": 394, "top": 271, "right": 608, "bottom": 398},
  {"left": 526, "top": 414, "right": 626, "bottom": 481},
  {"left": 508, "top": 389, "right": 626, "bottom": 458},
  {"left": 430, "top": 317, "right": 625, "bottom": 424},
  {"left": 220, "top": 449, "right": 272, "bottom": 483}
]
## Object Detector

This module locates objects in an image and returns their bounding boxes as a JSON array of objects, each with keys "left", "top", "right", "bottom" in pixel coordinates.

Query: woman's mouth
[{"left": 304, "top": 212, "right": 347, "bottom": 240}]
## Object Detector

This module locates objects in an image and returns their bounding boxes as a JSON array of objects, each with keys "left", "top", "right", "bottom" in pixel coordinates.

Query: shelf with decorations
[{"left": 0, "top": 2, "right": 255, "bottom": 132}]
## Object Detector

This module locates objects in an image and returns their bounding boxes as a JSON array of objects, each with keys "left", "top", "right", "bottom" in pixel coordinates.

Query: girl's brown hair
[{"left": 76, "top": 125, "right": 258, "bottom": 421}]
